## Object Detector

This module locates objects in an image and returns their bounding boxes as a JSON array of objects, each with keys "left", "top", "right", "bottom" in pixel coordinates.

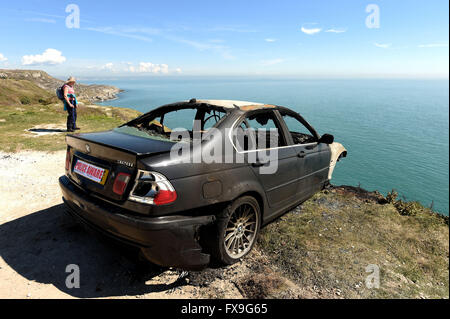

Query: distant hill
[
  {"left": 0, "top": 78, "right": 56, "bottom": 106},
  {"left": 0, "top": 69, "right": 121, "bottom": 103}
]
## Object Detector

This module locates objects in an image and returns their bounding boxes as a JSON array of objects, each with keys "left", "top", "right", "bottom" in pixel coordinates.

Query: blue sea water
[{"left": 90, "top": 77, "right": 449, "bottom": 215}]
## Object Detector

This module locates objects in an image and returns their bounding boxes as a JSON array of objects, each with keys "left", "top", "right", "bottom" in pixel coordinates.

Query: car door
[
  {"left": 277, "top": 109, "right": 331, "bottom": 199},
  {"left": 236, "top": 110, "right": 299, "bottom": 211}
]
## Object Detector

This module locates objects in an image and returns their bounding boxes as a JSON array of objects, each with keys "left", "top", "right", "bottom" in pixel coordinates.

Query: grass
[
  {"left": 1, "top": 78, "right": 142, "bottom": 152},
  {"left": 257, "top": 187, "right": 449, "bottom": 299},
  {"left": 0, "top": 79, "right": 55, "bottom": 106},
  {"left": 0, "top": 101, "right": 142, "bottom": 152}
]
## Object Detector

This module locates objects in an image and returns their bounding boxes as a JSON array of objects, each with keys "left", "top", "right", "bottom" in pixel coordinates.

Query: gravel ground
[
  {"left": 0, "top": 151, "right": 301, "bottom": 299},
  {"left": 0, "top": 151, "right": 66, "bottom": 222}
]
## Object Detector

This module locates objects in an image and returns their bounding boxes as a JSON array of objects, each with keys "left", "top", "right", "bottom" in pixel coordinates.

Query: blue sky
[{"left": 0, "top": 0, "right": 448, "bottom": 78}]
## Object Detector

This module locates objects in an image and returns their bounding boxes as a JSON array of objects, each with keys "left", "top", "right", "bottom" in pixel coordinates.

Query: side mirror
[{"left": 318, "top": 133, "right": 334, "bottom": 144}]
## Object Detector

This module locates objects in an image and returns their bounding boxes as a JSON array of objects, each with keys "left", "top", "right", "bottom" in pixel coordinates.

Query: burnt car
[{"left": 59, "top": 99, "right": 347, "bottom": 270}]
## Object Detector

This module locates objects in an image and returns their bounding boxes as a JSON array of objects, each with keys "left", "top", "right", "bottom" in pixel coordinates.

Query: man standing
[{"left": 63, "top": 76, "right": 79, "bottom": 132}]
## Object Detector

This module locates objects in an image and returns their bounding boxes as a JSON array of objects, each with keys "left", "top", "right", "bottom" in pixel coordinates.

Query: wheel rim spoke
[
  {"left": 224, "top": 232, "right": 234, "bottom": 242},
  {"left": 224, "top": 202, "right": 259, "bottom": 258},
  {"left": 226, "top": 236, "right": 236, "bottom": 250},
  {"left": 240, "top": 237, "right": 245, "bottom": 251},
  {"left": 232, "top": 237, "right": 238, "bottom": 253},
  {"left": 244, "top": 221, "right": 256, "bottom": 227},
  {"left": 241, "top": 207, "right": 251, "bottom": 220}
]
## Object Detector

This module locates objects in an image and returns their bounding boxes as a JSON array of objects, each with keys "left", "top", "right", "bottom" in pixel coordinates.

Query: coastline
[
  {"left": 0, "top": 70, "right": 448, "bottom": 299},
  {"left": 0, "top": 69, "right": 122, "bottom": 103},
  {"left": 93, "top": 88, "right": 124, "bottom": 104}
]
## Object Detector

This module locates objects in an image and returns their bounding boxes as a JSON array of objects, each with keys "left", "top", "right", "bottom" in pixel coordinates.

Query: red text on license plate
[{"left": 73, "top": 159, "right": 108, "bottom": 184}]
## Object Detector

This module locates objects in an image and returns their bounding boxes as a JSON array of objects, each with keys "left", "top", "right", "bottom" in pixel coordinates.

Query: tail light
[
  {"left": 65, "top": 149, "right": 71, "bottom": 171},
  {"left": 113, "top": 173, "right": 131, "bottom": 195},
  {"left": 129, "top": 171, "right": 177, "bottom": 205}
]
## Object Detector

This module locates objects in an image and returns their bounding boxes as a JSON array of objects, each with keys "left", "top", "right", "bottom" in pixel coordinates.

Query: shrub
[
  {"left": 386, "top": 189, "right": 398, "bottom": 204},
  {"left": 386, "top": 189, "right": 423, "bottom": 216},
  {"left": 20, "top": 96, "right": 31, "bottom": 105},
  {"left": 38, "top": 98, "right": 52, "bottom": 105},
  {"left": 395, "top": 200, "right": 423, "bottom": 216}
]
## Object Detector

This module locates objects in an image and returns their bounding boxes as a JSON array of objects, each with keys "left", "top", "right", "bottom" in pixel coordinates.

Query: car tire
[{"left": 209, "top": 196, "right": 261, "bottom": 265}]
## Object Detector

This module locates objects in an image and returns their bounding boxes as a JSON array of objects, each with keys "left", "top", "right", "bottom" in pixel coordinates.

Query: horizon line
[{"left": 1, "top": 67, "right": 448, "bottom": 81}]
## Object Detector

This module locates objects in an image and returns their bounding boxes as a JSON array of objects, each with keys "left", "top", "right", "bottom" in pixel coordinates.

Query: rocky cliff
[{"left": 0, "top": 69, "right": 121, "bottom": 102}]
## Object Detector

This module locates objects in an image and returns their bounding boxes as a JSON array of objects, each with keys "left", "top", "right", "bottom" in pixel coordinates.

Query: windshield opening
[{"left": 117, "top": 103, "right": 228, "bottom": 142}]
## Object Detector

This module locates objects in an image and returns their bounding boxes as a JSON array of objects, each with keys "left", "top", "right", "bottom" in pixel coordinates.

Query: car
[{"left": 59, "top": 99, "right": 347, "bottom": 270}]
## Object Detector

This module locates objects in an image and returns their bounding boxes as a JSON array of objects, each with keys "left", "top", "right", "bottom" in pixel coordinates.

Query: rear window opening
[{"left": 118, "top": 103, "right": 228, "bottom": 142}]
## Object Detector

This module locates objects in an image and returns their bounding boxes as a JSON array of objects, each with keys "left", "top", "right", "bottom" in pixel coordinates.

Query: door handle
[{"left": 297, "top": 151, "right": 306, "bottom": 158}]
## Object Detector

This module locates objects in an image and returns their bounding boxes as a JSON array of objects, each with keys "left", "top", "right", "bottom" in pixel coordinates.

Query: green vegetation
[
  {"left": 385, "top": 189, "right": 434, "bottom": 218},
  {"left": 0, "top": 79, "right": 56, "bottom": 106},
  {"left": 257, "top": 186, "right": 449, "bottom": 299},
  {"left": 0, "top": 79, "right": 141, "bottom": 152},
  {"left": 20, "top": 96, "right": 31, "bottom": 105}
]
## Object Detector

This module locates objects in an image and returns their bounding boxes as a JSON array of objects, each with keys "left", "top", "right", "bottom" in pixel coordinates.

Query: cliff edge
[{"left": 0, "top": 69, "right": 121, "bottom": 102}]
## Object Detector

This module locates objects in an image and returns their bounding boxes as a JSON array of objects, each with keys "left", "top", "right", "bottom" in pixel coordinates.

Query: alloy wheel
[{"left": 223, "top": 202, "right": 259, "bottom": 259}]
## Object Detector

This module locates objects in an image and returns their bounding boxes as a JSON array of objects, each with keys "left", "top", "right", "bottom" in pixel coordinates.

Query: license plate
[{"left": 73, "top": 159, "right": 109, "bottom": 185}]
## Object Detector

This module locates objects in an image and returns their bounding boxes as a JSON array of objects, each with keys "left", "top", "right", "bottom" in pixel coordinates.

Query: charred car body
[{"left": 59, "top": 99, "right": 347, "bottom": 270}]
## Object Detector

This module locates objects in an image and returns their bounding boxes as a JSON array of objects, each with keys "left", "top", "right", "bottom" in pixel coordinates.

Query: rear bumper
[{"left": 59, "top": 175, "right": 215, "bottom": 270}]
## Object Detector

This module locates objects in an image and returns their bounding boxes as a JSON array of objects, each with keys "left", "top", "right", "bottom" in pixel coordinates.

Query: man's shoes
[
  {"left": 74, "top": 127, "right": 81, "bottom": 130},
  {"left": 67, "top": 129, "right": 75, "bottom": 132}
]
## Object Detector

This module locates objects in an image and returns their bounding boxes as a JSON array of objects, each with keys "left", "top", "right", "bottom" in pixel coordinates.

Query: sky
[{"left": 0, "top": 0, "right": 448, "bottom": 78}]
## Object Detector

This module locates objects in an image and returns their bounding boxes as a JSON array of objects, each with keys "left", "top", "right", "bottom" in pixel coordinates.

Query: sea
[{"left": 87, "top": 77, "right": 449, "bottom": 215}]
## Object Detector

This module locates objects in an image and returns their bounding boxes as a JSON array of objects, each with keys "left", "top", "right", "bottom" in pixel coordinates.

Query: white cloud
[
  {"left": 325, "top": 28, "right": 347, "bottom": 33},
  {"left": 84, "top": 27, "right": 153, "bottom": 42},
  {"left": 165, "top": 35, "right": 235, "bottom": 59},
  {"left": 0, "top": 53, "right": 7, "bottom": 62},
  {"left": 418, "top": 43, "right": 448, "bottom": 48},
  {"left": 374, "top": 43, "right": 391, "bottom": 49},
  {"left": 84, "top": 25, "right": 234, "bottom": 60},
  {"left": 128, "top": 62, "right": 169, "bottom": 74},
  {"left": 14, "top": 9, "right": 65, "bottom": 19},
  {"left": 265, "top": 38, "right": 277, "bottom": 42},
  {"left": 262, "top": 58, "right": 284, "bottom": 66},
  {"left": 22, "top": 48, "right": 66, "bottom": 65},
  {"left": 84, "top": 62, "right": 178, "bottom": 74},
  {"left": 26, "top": 17, "right": 56, "bottom": 24},
  {"left": 101, "top": 62, "right": 114, "bottom": 71},
  {"left": 209, "top": 26, "right": 257, "bottom": 33},
  {"left": 118, "top": 27, "right": 161, "bottom": 36},
  {"left": 301, "top": 25, "right": 322, "bottom": 35}
]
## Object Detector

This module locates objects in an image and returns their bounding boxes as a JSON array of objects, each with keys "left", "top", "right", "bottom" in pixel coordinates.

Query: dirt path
[{"left": 0, "top": 151, "right": 301, "bottom": 299}]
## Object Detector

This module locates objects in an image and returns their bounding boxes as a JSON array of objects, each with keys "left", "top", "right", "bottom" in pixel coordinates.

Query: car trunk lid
[{"left": 66, "top": 130, "right": 175, "bottom": 201}]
